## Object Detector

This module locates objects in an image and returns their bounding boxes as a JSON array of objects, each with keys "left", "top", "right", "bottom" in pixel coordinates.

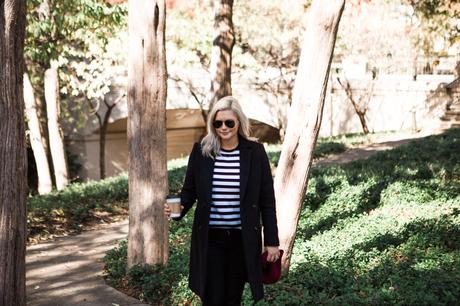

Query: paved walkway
[
  {"left": 26, "top": 220, "right": 148, "bottom": 306},
  {"left": 25, "top": 130, "right": 433, "bottom": 306}
]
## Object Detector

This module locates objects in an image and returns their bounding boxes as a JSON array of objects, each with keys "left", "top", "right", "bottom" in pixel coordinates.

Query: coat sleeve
[
  {"left": 259, "top": 143, "right": 280, "bottom": 246},
  {"left": 177, "top": 143, "right": 199, "bottom": 220}
]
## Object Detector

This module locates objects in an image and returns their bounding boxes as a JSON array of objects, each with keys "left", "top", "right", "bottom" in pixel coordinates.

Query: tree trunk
[
  {"left": 24, "top": 72, "right": 53, "bottom": 194},
  {"left": 208, "top": 0, "right": 235, "bottom": 111},
  {"left": 0, "top": 1, "right": 27, "bottom": 305},
  {"left": 99, "top": 123, "right": 107, "bottom": 180},
  {"left": 44, "top": 66, "right": 69, "bottom": 190},
  {"left": 357, "top": 112, "right": 369, "bottom": 134},
  {"left": 273, "top": 0, "right": 345, "bottom": 274},
  {"left": 127, "top": 0, "right": 169, "bottom": 267},
  {"left": 99, "top": 97, "right": 119, "bottom": 180}
]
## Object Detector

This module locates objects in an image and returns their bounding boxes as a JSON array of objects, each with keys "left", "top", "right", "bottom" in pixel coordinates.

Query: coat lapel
[
  {"left": 239, "top": 138, "right": 252, "bottom": 203},
  {"left": 201, "top": 153, "right": 214, "bottom": 203}
]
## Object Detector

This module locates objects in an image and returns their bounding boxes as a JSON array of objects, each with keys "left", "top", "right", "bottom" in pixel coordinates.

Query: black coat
[{"left": 178, "top": 136, "right": 279, "bottom": 302}]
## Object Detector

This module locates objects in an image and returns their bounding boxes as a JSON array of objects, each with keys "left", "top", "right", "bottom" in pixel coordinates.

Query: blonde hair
[{"left": 201, "top": 96, "right": 254, "bottom": 158}]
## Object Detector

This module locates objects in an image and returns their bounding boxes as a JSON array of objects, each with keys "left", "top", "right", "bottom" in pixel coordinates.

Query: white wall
[{"left": 319, "top": 74, "right": 455, "bottom": 136}]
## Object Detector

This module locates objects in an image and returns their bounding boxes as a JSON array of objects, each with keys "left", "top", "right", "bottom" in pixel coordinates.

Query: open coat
[{"left": 178, "top": 136, "right": 279, "bottom": 302}]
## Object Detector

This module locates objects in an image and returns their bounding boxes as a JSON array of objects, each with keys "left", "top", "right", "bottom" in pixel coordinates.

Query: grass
[{"left": 102, "top": 128, "right": 460, "bottom": 305}]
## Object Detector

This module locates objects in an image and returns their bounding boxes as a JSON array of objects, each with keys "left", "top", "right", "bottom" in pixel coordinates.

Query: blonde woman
[{"left": 165, "top": 96, "right": 280, "bottom": 305}]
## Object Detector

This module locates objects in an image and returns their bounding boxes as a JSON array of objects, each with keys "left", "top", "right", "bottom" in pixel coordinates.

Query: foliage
[
  {"left": 233, "top": 1, "right": 309, "bottom": 71},
  {"left": 264, "top": 130, "right": 396, "bottom": 167},
  {"left": 104, "top": 128, "right": 460, "bottom": 305},
  {"left": 26, "top": 0, "right": 126, "bottom": 65},
  {"left": 166, "top": 2, "right": 213, "bottom": 69},
  {"left": 166, "top": 1, "right": 310, "bottom": 71},
  {"left": 256, "top": 128, "right": 460, "bottom": 305},
  {"left": 233, "top": 1, "right": 310, "bottom": 135},
  {"left": 28, "top": 173, "right": 129, "bottom": 213},
  {"left": 25, "top": 0, "right": 127, "bottom": 130},
  {"left": 104, "top": 157, "right": 198, "bottom": 304},
  {"left": 165, "top": 0, "right": 310, "bottom": 123},
  {"left": 105, "top": 214, "right": 198, "bottom": 305},
  {"left": 334, "top": 0, "right": 460, "bottom": 76},
  {"left": 60, "top": 33, "right": 128, "bottom": 135},
  {"left": 406, "top": 0, "right": 460, "bottom": 54},
  {"left": 265, "top": 141, "right": 346, "bottom": 168},
  {"left": 26, "top": 156, "right": 193, "bottom": 242},
  {"left": 27, "top": 174, "right": 129, "bottom": 242}
]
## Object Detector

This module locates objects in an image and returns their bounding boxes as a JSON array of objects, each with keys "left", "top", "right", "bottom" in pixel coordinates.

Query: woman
[{"left": 164, "top": 96, "right": 280, "bottom": 305}]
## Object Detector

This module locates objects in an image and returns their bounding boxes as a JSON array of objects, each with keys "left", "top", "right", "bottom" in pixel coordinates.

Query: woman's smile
[{"left": 214, "top": 110, "right": 239, "bottom": 145}]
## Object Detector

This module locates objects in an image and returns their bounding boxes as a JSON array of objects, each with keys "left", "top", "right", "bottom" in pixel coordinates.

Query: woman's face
[{"left": 213, "top": 110, "right": 239, "bottom": 143}]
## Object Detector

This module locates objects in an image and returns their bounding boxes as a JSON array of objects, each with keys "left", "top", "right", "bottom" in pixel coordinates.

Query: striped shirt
[{"left": 209, "top": 148, "right": 241, "bottom": 228}]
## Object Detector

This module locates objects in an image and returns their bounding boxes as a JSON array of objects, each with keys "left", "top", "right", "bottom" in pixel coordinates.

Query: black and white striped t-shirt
[{"left": 209, "top": 148, "right": 241, "bottom": 228}]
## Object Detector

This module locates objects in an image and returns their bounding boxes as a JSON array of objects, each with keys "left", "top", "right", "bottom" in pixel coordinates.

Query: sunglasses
[{"left": 213, "top": 119, "right": 236, "bottom": 129}]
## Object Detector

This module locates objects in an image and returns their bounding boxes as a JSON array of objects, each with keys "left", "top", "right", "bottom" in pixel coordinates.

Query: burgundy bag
[{"left": 260, "top": 249, "right": 284, "bottom": 284}]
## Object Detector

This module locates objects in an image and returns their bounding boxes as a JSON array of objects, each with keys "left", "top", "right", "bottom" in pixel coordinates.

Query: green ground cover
[
  {"left": 27, "top": 135, "right": 354, "bottom": 243},
  {"left": 27, "top": 174, "right": 129, "bottom": 242},
  {"left": 104, "top": 128, "right": 460, "bottom": 305}
]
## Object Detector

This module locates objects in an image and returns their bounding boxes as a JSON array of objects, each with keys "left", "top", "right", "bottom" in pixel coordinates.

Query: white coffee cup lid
[{"left": 167, "top": 197, "right": 181, "bottom": 203}]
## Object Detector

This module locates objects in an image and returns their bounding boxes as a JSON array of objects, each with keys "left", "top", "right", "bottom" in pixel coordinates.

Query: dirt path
[
  {"left": 315, "top": 131, "right": 428, "bottom": 166},
  {"left": 26, "top": 130, "right": 431, "bottom": 306}
]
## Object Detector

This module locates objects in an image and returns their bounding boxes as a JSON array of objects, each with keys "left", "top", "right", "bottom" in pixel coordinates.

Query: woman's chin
[{"left": 219, "top": 133, "right": 231, "bottom": 139}]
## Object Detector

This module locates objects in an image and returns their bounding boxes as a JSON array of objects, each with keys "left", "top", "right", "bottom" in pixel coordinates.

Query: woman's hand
[
  {"left": 164, "top": 203, "right": 184, "bottom": 219},
  {"left": 265, "top": 246, "right": 280, "bottom": 262}
]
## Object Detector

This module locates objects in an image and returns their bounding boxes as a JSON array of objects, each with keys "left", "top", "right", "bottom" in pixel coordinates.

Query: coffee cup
[{"left": 166, "top": 195, "right": 181, "bottom": 219}]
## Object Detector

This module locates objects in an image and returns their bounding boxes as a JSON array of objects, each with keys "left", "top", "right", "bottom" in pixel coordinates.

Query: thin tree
[
  {"left": 0, "top": 1, "right": 27, "bottom": 305},
  {"left": 170, "top": 75, "right": 208, "bottom": 125},
  {"left": 31, "top": 0, "right": 70, "bottom": 190},
  {"left": 24, "top": 72, "right": 53, "bottom": 194},
  {"left": 88, "top": 93, "right": 125, "bottom": 180},
  {"left": 254, "top": 69, "right": 295, "bottom": 142},
  {"left": 273, "top": 0, "right": 346, "bottom": 274},
  {"left": 337, "top": 76, "right": 374, "bottom": 134},
  {"left": 45, "top": 63, "right": 69, "bottom": 190},
  {"left": 25, "top": 0, "right": 125, "bottom": 190},
  {"left": 208, "top": 0, "right": 235, "bottom": 110},
  {"left": 127, "top": 0, "right": 169, "bottom": 267}
]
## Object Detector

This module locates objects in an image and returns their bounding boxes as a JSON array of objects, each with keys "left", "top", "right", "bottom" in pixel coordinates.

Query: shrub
[
  {"left": 102, "top": 128, "right": 460, "bottom": 305},
  {"left": 27, "top": 157, "right": 191, "bottom": 242}
]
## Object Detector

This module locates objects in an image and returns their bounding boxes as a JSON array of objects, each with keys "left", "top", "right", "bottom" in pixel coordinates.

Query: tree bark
[
  {"left": 0, "top": 1, "right": 27, "bottom": 305},
  {"left": 273, "top": 0, "right": 345, "bottom": 274},
  {"left": 44, "top": 66, "right": 69, "bottom": 190},
  {"left": 208, "top": 0, "right": 235, "bottom": 111},
  {"left": 127, "top": 0, "right": 169, "bottom": 267},
  {"left": 24, "top": 72, "right": 53, "bottom": 194}
]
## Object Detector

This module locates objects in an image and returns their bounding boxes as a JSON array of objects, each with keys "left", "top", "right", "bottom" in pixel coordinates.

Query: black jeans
[{"left": 203, "top": 228, "right": 247, "bottom": 306}]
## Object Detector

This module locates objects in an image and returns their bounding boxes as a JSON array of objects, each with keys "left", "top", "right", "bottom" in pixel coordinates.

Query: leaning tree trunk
[
  {"left": 208, "top": 0, "right": 235, "bottom": 111},
  {"left": 273, "top": 0, "right": 345, "bottom": 274},
  {"left": 24, "top": 72, "right": 53, "bottom": 194},
  {"left": 127, "top": 0, "right": 169, "bottom": 267},
  {"left": 0, "top": 1, "right": 27, "bottom": 305},
  {"left": 45, "top": 65, "right": 69, "bottom": 190}
]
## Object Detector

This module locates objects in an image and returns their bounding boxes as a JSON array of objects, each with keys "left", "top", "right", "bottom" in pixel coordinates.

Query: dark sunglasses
[{"left": 213, "top": 119, "right": 236, "bottom": 129}]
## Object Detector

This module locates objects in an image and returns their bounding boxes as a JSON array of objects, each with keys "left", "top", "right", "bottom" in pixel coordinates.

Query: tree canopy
[{"left": 407, "top": 0, "right": 460, "bottom": 54}]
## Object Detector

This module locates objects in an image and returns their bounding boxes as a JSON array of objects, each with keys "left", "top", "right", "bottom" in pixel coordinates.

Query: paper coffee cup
[{"left": 166, "top": 195, "right": 181, "bottom": 218}]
